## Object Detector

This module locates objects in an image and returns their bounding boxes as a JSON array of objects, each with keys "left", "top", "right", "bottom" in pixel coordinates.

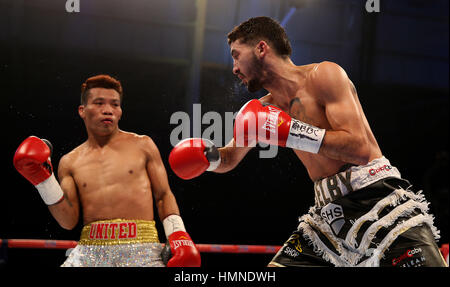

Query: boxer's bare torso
[
  {"left": 260, "top": 63, "right": 382, "bottom": 181},
  {"left": 59, "top": 131, "right": 155, "bottom": 225}
]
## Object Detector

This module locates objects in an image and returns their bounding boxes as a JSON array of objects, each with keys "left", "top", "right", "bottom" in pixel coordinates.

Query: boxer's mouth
[
  {"left": 237, "top": 74, "right": 248, "bottom": 86},
  {"left": 101, "top": 118, "right": 113, "bottom": 124}
]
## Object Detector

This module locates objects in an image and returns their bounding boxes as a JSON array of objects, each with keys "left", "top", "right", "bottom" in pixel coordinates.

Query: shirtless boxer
[
  {"left": 169, "top": 17, "right": 446, "bottom": 267},
  {"left": 13, "top": 75, "right": 200, "bottom": 267}
]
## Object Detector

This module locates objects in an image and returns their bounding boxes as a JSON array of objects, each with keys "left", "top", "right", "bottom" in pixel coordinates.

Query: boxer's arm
[
  {"left": 48, "top": 154, "right": 80, "bottom": 230},
  {"left": 213, "top": 138, "right": 252, "bottom": 173},
  {"left": 311, "top": 61, "right": 371, "bottom": 165},
  {"left": 143, "top": 136, "right": 201, "bottom": 266},
  {"left": 142, "top": 136, "right": 180, "bottom": 220},
  {"left": 214, "top": 94, "right": 271, "bottom": 173}
]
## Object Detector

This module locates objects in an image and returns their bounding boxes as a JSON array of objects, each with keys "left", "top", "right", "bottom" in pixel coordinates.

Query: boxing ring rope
[
  {"left": 1, "top": 238, "right": 448, "bottom": 267},
  {"left": 0, "top": 239, "right": 282, "bottom": 254},
  {"left": 1, "top": 239, "right": 448, "bottom": 265}
]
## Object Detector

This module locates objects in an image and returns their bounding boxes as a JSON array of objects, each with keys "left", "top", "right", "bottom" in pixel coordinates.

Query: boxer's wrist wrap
[
  {"left": 285, "top": 119, "right": 326, "bottom": 153},
  {"left": 162, "top": 214, "right": 186, "bottom": 239},
  {"left": 206, "top": 151, "right": 221, "bottom": 171},
  {"left": 206, "top": 156, "right": 221, "bottom": 171},
  {"left": 203, "top": 139, "right": 221, "bottom": 172},
  {"left": 35, "top": 173, "right": 64, "bottom": 205}
]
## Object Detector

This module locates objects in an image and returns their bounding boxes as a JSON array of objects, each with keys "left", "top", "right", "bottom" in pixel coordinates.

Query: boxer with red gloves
[
  {"left": 13, "top": 74, "right": 200, "bottom": 267},
  {"left": 168, "top": 17, "right": 446, "bottom": 267}
]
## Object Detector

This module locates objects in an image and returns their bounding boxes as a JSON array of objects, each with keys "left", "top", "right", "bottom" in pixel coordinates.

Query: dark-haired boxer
[
  {"left": 169, "top": 17, "right": 447, "bottom": 267},
  {"left": 13, "top": 75, "right": 200, "bottom": 267}
]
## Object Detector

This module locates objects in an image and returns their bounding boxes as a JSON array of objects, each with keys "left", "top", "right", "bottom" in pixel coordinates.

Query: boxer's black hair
[
  {"left": 80, "top": 74, "right": 123, "bottom": 105},
  {"left": 227, "top": 16, "right": 292, "bottom": 58}
]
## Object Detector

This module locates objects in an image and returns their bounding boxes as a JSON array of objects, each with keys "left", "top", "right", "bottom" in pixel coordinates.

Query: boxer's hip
[
  {"left": 297, "top": 158, "right": 442, "bottom": 266},
  {"left": 62, "top": 219, "right": 164, "bottom": 267},
  {"left": 78, "top": 218, "right": 160, "bottom": 245},
  {"left": 313, "top": 156, "right": 402, "bottom": 207}
]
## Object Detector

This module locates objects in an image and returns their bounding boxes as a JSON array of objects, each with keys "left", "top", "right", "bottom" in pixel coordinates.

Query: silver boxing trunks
[{"left": 62, "top": 219, "right": 165, "bottom": 267}]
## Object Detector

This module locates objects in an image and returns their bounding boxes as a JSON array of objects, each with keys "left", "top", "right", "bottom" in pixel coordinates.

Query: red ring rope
[
  {"left": 0, "top": 239, "right": 281, "bottom": 254},
  {"left": 2, "top": 239, "right": 448, "bottom": 261}
]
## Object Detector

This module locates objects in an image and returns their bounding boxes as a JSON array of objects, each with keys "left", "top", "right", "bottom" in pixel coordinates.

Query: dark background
[{"left": 0, "top": 0, "right": 448, "bottom": 269}]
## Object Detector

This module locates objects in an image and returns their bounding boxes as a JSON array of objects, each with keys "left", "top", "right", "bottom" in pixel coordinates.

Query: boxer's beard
[{"left": 246, "top": 54, "right": 264, "bottom": 93}]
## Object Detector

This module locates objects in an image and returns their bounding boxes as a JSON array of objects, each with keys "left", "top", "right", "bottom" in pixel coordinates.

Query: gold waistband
[{"left": 79, "top": 219, "right": 160, "bottom": 245}]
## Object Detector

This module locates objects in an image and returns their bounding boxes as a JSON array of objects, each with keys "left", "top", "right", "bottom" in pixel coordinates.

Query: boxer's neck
[
  {"left": 87, "top": 128, "right": 121, "bottom": 148},
  {"left": 262, "top": 59, "right": 304, "bottom": 107}
]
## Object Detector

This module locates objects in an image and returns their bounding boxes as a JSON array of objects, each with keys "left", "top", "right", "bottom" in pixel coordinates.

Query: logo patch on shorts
[
  {"left": 283, "top": 234, "right": 303, "bottom": 258},
  {"left": 368, "top": 164, "right": 392, "bottom": 176},
  {"left": 392, "top": 248, "right": 425, "bottom": 267},
  {"left": 89, "top": 222, "right": 137, "bottom": 240},
  {"left": 321, "top": 203, "right": 345, "bottom": 235}
]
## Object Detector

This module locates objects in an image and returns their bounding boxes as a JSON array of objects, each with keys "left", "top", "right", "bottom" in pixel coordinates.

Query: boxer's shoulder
[
  {"left": 118, "top": 130, "right": 145, "bottom": 142},
  {"left": 308, "top": 61, "right": 346, "bottom": 86},
  {"left": 311, "top": 61, "right": 341, "bottom": 73},
  {"left": 115, "top": 130, "right": 152, "bottom": 148},
  {"left": 118, "top": 131, "right": 160, "bottom": 157},
  {"left": 305, "top": 61, "right": 352, "bottom": 104},
  {"left": 258, "top": 93, "right": 273, "bottom": 105},
  {"left": 63, "top": 141, "right": 90, "bottom": 160},
  {"left": 58, "top": 147, "right": 79, "bottom": 175}
]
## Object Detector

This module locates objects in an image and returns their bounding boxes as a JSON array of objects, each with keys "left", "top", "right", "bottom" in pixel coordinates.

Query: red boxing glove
[
  {"left": 13, "top": 136, "right": 64, "bottom": 205},
  {"left": 161, "top": 214, "right": 201, "bottom": 267},
  {"left": 234, "top": 99, "right": 326, "bottom": 153},
  {"left": 167, "top": 231, "right": 201, "bottom": 267},
  {"left": 14, "top": 136, "right": 53, "bottom": 185},
  {"left": 169, "top": 138, "right": 220, "bottom": 180}
]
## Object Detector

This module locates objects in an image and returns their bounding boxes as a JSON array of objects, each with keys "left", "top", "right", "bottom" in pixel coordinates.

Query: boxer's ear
[
  {"left": 255, "top": 40, "right": 268, "bottom": 59},
  {"left": 78, "top": 105, "right": 85, "bottom": 119}
]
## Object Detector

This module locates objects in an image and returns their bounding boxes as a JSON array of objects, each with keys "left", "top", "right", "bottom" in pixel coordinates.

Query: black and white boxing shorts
[{"left": 270, "top": 156, "right": 447, "bottom": 267}]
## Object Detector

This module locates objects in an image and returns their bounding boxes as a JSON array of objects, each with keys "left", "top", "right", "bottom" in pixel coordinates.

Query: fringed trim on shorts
[{"left": 297, "top": 187, "right": 440, "bottom": 267}]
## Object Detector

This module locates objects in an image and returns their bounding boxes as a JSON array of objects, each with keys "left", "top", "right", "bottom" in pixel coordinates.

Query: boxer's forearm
[
  {"left": 319, "top": 130, "right": 371, "bottom": 166},
  {"left": 155, "top": 190, "right": 180, "bottom": 222},
  {"left": 48, "top": 194, "right": 79, "bottom": 230},
  {"left": 211, "top": 148, "right": 234, "bottom": 173},
  {"left": 213, "top": 141, "right": 252, "bottom": 173}
]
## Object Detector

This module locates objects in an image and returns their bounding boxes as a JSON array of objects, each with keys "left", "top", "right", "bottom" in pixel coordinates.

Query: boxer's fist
[
  {"left": 169, "top": 138, "right": 220, "bottom": 180},
  {"left": 161, "top": 214, "right": 201, "bottom": 267},
  {"left": 166, "top": 231, "right": 201, "bottom": 267},
  {"left": 234, "top": 99, "right": 326, "bottom": 153},
  {"left": 233, "top": 99, "right": 290, "bottom": 147},
  {"left": 13, "top": 136, "right": 53, "bottom": 185},
  {"left": 13, "top": 136, "right": 63, "bottom": 205}
]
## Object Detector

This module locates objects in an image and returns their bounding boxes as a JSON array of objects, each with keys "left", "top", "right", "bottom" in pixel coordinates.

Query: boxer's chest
[
  {"left": 287, "top": 91, "right": 329, "bottom": 130},
  {"left": 71, "top": 146, "right": 147, "bottom": 190}
]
